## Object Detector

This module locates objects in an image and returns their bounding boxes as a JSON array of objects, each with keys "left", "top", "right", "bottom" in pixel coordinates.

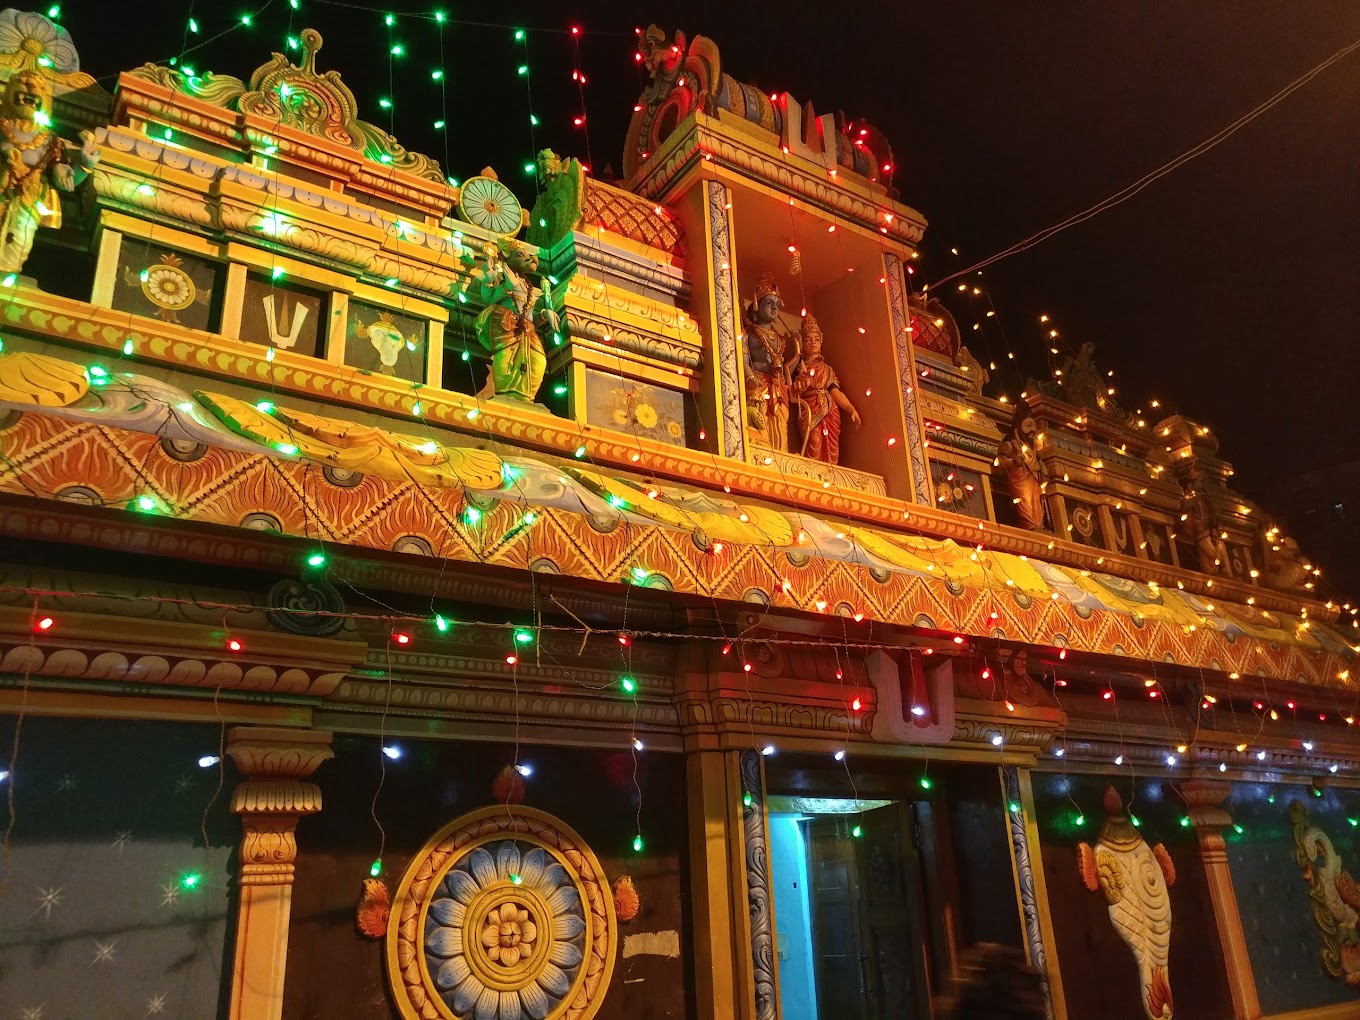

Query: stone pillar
[
  {"left": 225, "top": 726, "right": 334, "bottom": 1020},
  {"left": 686, "top": 747, "right": 754, "bottom": 1020},
  {"left": 1183, "top": 781, "right": 1261, "bottom": 1020},
  {"left": 1005, "top": 766, "right": 1067, "bottom": 1020}
]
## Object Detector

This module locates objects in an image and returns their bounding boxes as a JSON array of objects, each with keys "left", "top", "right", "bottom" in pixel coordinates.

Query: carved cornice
[
  {"left": 0, "top": 605, "right": 363, "bottom": 697},
  {"left": 564, "top": 311, "right": 703, "bottom": 372},
  {"left": 631, "top": 111, "right": 926, "bottom": 247}
]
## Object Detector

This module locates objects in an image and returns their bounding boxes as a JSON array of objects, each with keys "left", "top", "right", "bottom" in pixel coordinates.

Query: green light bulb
[
  {"left": 851, "top": 825, "right": 863, "bottom": 838},
  {"left": 1008, "top": 801, "right": 1021, "bottom": 814},
  {"left": 384, "top": 13, "right": 395, "bottom": 26},
  {"left": 434, "top": 120, "right": 445, "bottom": 129},
  {"left": 514, "top": 630, "right": 534, "bottom": 644},
  {"left": 306, "top": 552, "right": 326, "bottom": 568},
  {"left": 384, "top": 277, "right": 398, "bottom": 287},
  {"left": 240, "top": 13, "right": 252, "bottom": 26},
  {"left": 523, "top": 162, "right": 536, "bottom": 175},
  {"left": 370, "top": 858, "right": 382, "bottom": 877},
  {"left": 1130, "top": 814, "right": 1141, "bottom": 827},
  {"left": 379, "top": 97, "right": 392, "bottom": 109},
  {"left": 514, "top": 28, "right": 525, "bottom": 40},
  {"left": 136, "top": 495, "right": 156, "bottom": 511},
  {"left": 1180, "top": 816, "right": 1191, "bottom": 827},
  {"left": 122, "top": 338, "right": 134, "bottom": 355},
  {"left": 391, "top": 44, "right": 404, "bottom": 56},
  {"left": 435, "top": 614, "right": 450, "bottom": 633},
  {"left": 630, "top": 566, "right": 648, "bottom": 581},
  {"left": 431, "top": 69, "right": 444, "bottom": 80},
  {"left": 620, "top": 677, "right": 637, "bottom": 694},
  {"left": 1232, "top": 824, "right": 1244, "bottom": 834},
  {"left": 464, "top": 506, "right": 482, "bottom": 525},
  {"left": 574, "top": 445, "right": 586, "bottom": 458},
  {"left": 742, "top": 791, "right": 753, "bottom": 808},
  {"left": 287, "top": 35, "right": 299, "bottom": 49},
  {"left": 275, "top": 443, "right": 298, "bottom": 456},
  {"left": 434, "top": 11, "right": 446, "bottom": 23},
  {"left": 271, "top": 266, "right": 285, "bottom": 280},
  {"left": 181, "top": 872, "right": 201, "bottom": 889},
  {"left": 553, "top": 384, "right": 567, "bottom": 396},
  {"left": 255, "top": 401, "right": 275, "bottom": 413},
  {"left": 517, "top": 65, "right": 528, "bottom": 76},
  {"left": 509, "top": 873, "right": 522, "bottom": 885},
  {"left": 632, "top": 834, "right": 643, "bottom": 852},
  {"left": 188, "top": 17, "right": 199, "bottom": 32},
  {"left": 1075, "top": 814, "right": 1086, "bottom": 826},
  {"left": 919, "top": 776, "right": 933, "bottom": 790}
]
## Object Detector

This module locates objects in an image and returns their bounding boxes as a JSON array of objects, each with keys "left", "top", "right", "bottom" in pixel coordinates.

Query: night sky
[{"left": 71, "top": 1, "right": 1360, "bottom": 501}]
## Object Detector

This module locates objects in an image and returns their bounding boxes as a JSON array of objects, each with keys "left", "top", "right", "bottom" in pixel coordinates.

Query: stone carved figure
[
  {"left": 742, "top": 272, "right": 799, "bottom": 452},
  {"left": 526, "top": 148, "right": 585, "bottom": 249},
  {"left": 955, "top": 344, "right": 989, "bottom": 395},
  {"left": 0, "top": 69, "right": 97, "bottom": 274},
  {"left": 1079, "top": 787, "right": 1177, "bottom": 1020},
  {"left": 997, "top": 404, "right": 1047, "bottom": 531},
  {"left": 1264, "top": 535, "right": 1311, "bottom": 592},
  {"left": 1180, "top": 487, "right": 1227, "bottom": 576},
  {"left": 790, "top": 314, "right": 859, "bottom": 464},
  {"left": 460, "top": 239, "right": 560, "bottom": 405}
]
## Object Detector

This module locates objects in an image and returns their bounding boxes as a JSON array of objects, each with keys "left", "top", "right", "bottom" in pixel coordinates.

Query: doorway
[{"left": 770, "top": 799, "right": 928, "bottom": 1020}]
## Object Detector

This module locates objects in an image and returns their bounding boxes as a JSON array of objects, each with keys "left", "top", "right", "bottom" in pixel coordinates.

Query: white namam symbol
[{"left": 366, "top": 318, "right": 408, "bottom": 368}]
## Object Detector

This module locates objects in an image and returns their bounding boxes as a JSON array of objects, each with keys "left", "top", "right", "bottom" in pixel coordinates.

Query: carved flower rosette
[{"left": 388, "top": 807, "right": 617, "bottom": 1020}]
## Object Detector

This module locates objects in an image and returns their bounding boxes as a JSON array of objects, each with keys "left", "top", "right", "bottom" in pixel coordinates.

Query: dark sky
[{"left": 73, "top": 1, "right": 1360, "bottom": 502}]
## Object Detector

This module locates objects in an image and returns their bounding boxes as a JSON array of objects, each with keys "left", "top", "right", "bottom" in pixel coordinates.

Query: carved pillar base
[
  {"left": 1184, "top": 781, "right": 1262, "bottom": 1020},
  {"left": 225, "top": 727, "right": 333, "bottom": 1020}
]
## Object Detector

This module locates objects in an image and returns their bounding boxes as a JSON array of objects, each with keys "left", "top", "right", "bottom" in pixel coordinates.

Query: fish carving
[{"left": 1078, "top": 787, "right": 1176, "bottom": 1019}]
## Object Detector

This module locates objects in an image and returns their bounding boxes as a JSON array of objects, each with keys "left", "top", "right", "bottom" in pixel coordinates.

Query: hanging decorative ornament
[
  {"left": 491, "top": 763, "right": 527, "bottom": 804},
  {"left": 355, "top": 878, "right": 391, "bottom": 939},
  {"left": 458, "top": 168, "right": 525, "bottom": 236},
  {"left": 786, "top": 238, "right": 801, "bottom": 276},
  {"left": 613, "top": 875, "right": 641, "bottom": 922}
]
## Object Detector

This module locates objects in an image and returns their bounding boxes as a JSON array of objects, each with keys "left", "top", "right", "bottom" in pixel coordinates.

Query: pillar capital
[{"left": 225, "top": 726, "right": 334, "bottom": 781}]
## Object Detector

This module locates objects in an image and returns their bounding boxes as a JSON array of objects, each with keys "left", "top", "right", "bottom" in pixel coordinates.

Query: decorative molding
[
  {"left": 579, "top": 179, "right": 684, "bottom": 257},
  {"left": 707, "top": 179, "right": 745, "bottom": 462},
  {"left": 884, "top": 253, "right": 932, "bottom": 505},
  {"left": 740, "top": 751, "right": 776, "bottom": 1020},
  {"left": 1005, "top": 767, "right": 1055, "bottom": 1020},
  {"left": 760, "top": 448, "right": 887, "bottom": 497}
]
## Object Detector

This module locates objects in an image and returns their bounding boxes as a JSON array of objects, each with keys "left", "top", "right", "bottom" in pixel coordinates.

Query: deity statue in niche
[
  {"left": 0, "top": 69, "right": 98, "bottom": 274},
  {"left": 1180, "top": 486, "right": 1227, "bottom": 575},
  {"left": 459, "top": 238, "right": 560, "bottom": 404},
  {"left": 742, "top": 271, "right": 800, "bottom": 452},
  {"left": 997, "top": 404, "right": 1047, "bottom": 530},
  {"left": 790, "top": 313, "right": 860, "bottom": 464}
]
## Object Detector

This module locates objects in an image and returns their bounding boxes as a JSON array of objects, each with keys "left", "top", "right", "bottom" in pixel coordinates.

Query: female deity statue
[
  {"left": 742, "top": 272, "right": 799, "bottom": 452},
  {"left": 0, "top": 70, "right": 99, "bottom": 274},
  {"left": 790, "top": 314, "right": 860, "bottom": 464},
  {"left": 459, "top": 238, "right": 560, "bottom": 404}
]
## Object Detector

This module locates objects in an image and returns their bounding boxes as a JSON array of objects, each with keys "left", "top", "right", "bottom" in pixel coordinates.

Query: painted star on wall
[
  {"left": 20, "top": 1006, "right": 45, "bottom": 1020},
  {"left": 145, "top": 995, "right": 167, "bottom": 1015},
  {"left": 159, "top": 883, "right": 180, "bottom": 907},
  {"left": 34, "top": 886, "right": 62, "bottom": 920},
  {"left": 111, "top": 829, "right": 133, "bottom": 853},
  {"left": 91, "top": 939, "right": 117, "bottom": 964}
]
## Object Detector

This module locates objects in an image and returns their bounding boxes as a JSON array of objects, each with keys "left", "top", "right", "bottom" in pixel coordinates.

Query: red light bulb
[
  {"left": 226, "top": 638, "right": 243, "bottom": 652},
  {"left": 394, "top": 632, "right": 411, "bottom": 645},
  {"left": 851, "top": 696, "right": 862, "bottom": 712},
  {"left": 35, "top": 616, "right": 54, "bottom": 632}
]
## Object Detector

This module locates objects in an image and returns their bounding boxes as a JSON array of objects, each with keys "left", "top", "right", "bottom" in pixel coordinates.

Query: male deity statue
[
  {"left": 790, "top": 314, "right": 860, "bottom": 464},
  {"left": 459, "top": 238, "right": 560, "bottom": 405},
  {"left": 996, "top": 404, "right": 1047, "bottom": 530},
  {"left": 0, "top": 69, "right": 98, "bottom": 274},
  {"left": 742, "top": 272, "right": 799, "bottom": 452}
]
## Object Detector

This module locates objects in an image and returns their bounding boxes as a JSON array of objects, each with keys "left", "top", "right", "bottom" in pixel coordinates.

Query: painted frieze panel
[
  {"left": 1226, "top": 782, "right": 1360, "bottom": 1015},
  {"left": 929, "top": 461, "right": 986, "bottom": 520},
  {"left": 114, "top": 239, "right": 219, "bottom": 331},
  {"left": 1140, "top": 519, "right": 1175, "bottom": 566},
  {"left": 582, "top": 367, "right": 686, "bottom": 446},
  {"left": 1031, "top": 772, "right": 1233, "bottom": 1020},
  {"left": 240, "top": 273, "right": 326, "bottom": 359},
  {"left": 345, "top": 300, "right": 426, "bottom": 384},
  {"left": 1067, "top": 500, "right": 1105, "bottom": 550}
]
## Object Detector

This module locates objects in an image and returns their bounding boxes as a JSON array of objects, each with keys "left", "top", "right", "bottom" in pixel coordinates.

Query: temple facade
[{"left": 0, "top": 11, "right": 1357, "bottom": 1020}]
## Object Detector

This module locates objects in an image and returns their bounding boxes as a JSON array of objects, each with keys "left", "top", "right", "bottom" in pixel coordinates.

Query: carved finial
[{"left": 299, "top": 28, "right": 322, "bottom": 75}]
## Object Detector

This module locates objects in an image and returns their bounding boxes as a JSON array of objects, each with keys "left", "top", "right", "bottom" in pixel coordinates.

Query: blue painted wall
[
  {"left": 770, "top": 814, "right": 818, "bottom": 1020},
  {"left": 1227, "top": 781, "right": 1360, "bottom": 1015}
]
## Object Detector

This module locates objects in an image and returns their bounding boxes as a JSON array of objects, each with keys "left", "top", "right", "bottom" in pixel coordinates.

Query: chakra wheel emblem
[
  {"left": 458, "top": 175, "right": 524, "bottom": 236},
  {"left": 387, "top": 806, "right": 617, "bottom": 1020}
]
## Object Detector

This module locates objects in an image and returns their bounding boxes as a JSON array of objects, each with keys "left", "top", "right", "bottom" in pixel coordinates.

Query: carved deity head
[
  {"left": 1, "top": 70, "right": 52, "bottom": 126},
  {"left": 801, "top": 314, "right": 824, "bottom": 356},
  {"left": 536, "top": 148, "right": 564, "bottom": 182},
  {"left": 751, "top": 272, "right": 782, "bottom": 325}
]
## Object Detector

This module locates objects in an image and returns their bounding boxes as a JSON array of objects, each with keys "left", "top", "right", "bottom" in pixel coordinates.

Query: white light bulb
[
  {"left": 1053, "top": 748, "right": 1065, "bottom": 758},
  {"left": 1256, "top": 751, "right": 1266, "bottom": 761},
  {"left": 0, "top": 769, "right": 9, "bottom": 782},
  {"left": 1330, "top": 764, "right": 1339, "bottom": 774},
  {"left": 833, "top": 749, "right": 846, "bottom": 762},
  {"left": 910, "top": 705, "right": 926, "bottom": 717},
  {"left": 515, "top": 763, "right": 533, "bottom": 777},
  {"left": 1166, "top": 755, "right": 1177, "bottom": 766},
  {"left": 991, "top": 734, "right": 1004, "bottom": 746},
  {"left": 1218, "top": 762, "right": 1227, "bottom": 773},
  {"left": 1115, "top": 755, "right": 1124, "bottom": 766},
  {"left": 761, "top": 744, "right": 776, "bottom": 756},
  {"left": 632, "top": 738, "right": 644, "bottom": 751},
  {"left": 382, "top": 745, "right": 402, "bottom": 760},
  {"left": 197, "top": 755, "right": 220, "bottom": 768},
  {"left": 1303, "top": 741, "right": 1315, "bottom": 752}
]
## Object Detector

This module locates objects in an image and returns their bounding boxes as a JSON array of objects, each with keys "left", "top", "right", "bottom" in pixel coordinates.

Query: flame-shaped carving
[{"left": 355, "top": 878, "right": 390, "bottom": 939}]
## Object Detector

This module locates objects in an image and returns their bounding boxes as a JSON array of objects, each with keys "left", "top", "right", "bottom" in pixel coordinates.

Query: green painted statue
[
  {"left": 526, "top": 149, "right": 584, "bottom": 249},
  {"left": 459, "top": 239, "right": 560, "bottom": 405}
]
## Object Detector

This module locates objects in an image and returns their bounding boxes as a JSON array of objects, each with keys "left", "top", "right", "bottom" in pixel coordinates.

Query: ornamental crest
[{"left": 386, "top": 806, "right": 617, "bottom": 1020}]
